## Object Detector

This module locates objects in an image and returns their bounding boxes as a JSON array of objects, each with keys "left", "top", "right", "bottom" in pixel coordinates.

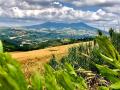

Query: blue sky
[{"left": 0, "top": 0, "right": 120, "bottom": 30}]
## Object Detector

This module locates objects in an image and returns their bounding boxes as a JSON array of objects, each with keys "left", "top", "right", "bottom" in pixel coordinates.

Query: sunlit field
[{"left": 11, "top": 42, "right": 93, "bottom": 77}]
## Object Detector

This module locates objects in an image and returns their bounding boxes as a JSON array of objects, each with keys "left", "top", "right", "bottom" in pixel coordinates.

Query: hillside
[
  {"left": 11, "top": 42, "right": 92, "bottom": 76},
  {"left": 11, "top": 42, "right": 82, "bottom": 63}
]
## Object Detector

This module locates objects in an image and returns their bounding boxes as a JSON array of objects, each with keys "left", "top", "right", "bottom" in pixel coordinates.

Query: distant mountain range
[
  {"left": 25, "top": 22, "right": 98, "bottom": 31},
  {"left": 0, "top": 22, "right": 108, "bottom": 49}
]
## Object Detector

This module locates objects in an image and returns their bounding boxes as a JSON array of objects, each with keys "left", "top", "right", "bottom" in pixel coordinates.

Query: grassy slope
[{"left": 10, "top": 41, "right": 93, "bottom": 77}]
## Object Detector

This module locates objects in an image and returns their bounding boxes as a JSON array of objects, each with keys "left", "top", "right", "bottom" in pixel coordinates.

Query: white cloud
[
  {"left": 72, "top": 0, "right": 106, "bottom": 6},
  {"left": 0, "top": 3, "right": 117, "bottom": 23},
  {"left": 0, "top": 7, "right": 3, "bottom": 16},
  {"left": 0, "top": 0, "right": 119, "bottom": 28},
  {"left": 103, "top": 5, "right": 120, "bottom": 14},
  {"left": 71, "top": 0, "right": 120, "bottom": 7}
]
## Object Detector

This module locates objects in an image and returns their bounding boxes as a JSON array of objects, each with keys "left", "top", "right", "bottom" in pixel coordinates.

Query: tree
[
  {"left": 109, "top": 28, "right": 114, "bottom": 37},
  {"left": 97, "top": 30, "right": 103, "bottom": 36}
]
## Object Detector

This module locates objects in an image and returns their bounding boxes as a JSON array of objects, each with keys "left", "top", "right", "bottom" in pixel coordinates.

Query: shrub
[{"left": 96, "top": 36, "right": 120, "bottom": 89}]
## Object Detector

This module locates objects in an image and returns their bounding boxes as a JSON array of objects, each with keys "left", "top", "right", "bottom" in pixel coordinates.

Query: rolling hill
[{"left": 11, "top": 41, "right": 93, "bottom": 76}]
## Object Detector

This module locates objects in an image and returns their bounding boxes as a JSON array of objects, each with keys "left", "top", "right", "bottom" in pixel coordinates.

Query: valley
[{"left": 0, "top": 22, "right": 98, "bottom": 51}]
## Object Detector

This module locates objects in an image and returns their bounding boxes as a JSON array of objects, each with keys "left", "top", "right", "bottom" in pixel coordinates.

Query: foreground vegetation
[{"left": 0, "top": 29, "right": 120, "bottom": 90}]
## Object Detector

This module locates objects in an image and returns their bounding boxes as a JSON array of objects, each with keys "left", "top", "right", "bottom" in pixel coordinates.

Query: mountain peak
[{"left": 25, "top": 22, "right": 97, "bottom": 31}]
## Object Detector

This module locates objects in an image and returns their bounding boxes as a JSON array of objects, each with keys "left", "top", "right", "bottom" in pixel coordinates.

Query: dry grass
[{"left": 10, "top": 42, "right": 93, "bottom": 77}]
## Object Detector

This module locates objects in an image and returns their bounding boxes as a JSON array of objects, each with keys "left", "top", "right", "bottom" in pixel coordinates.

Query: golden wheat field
[{"left": 10, "top": 42, "right": 92, "bottom": 77}]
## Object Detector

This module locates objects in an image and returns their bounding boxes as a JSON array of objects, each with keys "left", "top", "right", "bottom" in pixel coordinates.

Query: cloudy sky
[{"left": 0, "top": 0, "right": 120, "bottom": 30}]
